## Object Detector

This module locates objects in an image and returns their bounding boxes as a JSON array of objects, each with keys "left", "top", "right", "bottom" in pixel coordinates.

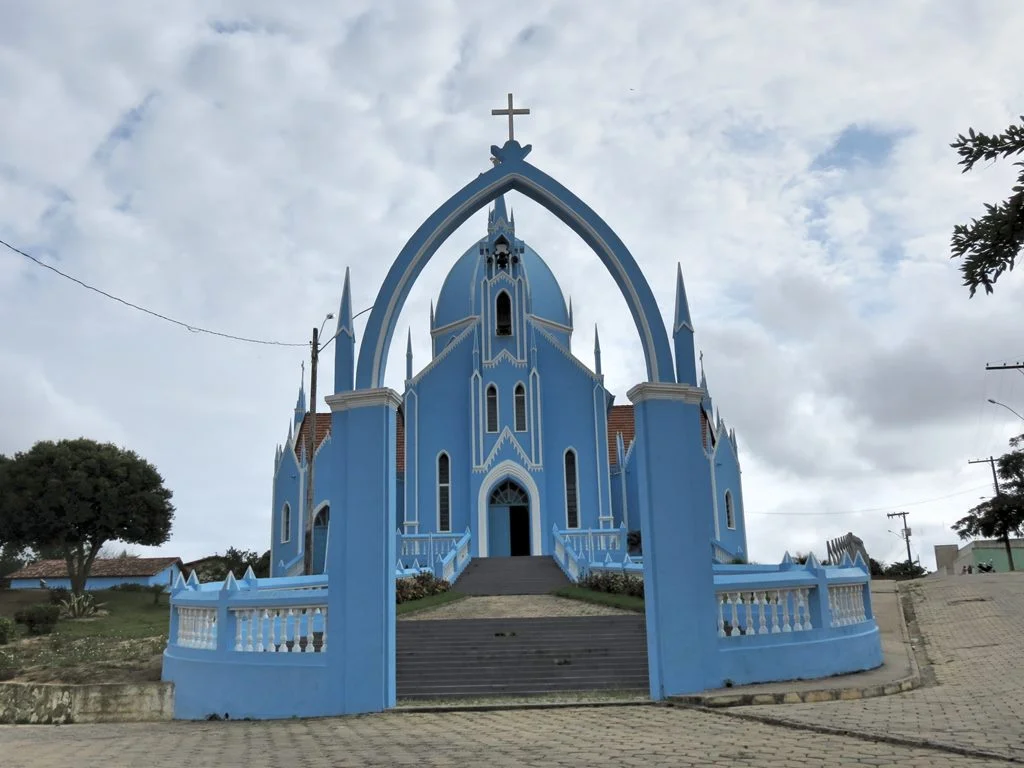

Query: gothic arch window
[
  {"left": 725, "top": 490, "right": 736, "bottom": 530},
  {"left": 489, "top": 479, "right": 528, "bottom": 506},
  {"left": 281, "top": 503, "right": 291, "bottom": 544},
  {"left": 564, "top": 449, "right": 579, "bottom": 529},
  {"left": 514, "top": 383, "right": 527, "bottom": 432},
  {"left": 437, "top": 453, "right": 451, "bottom": 532},
  {"left": 495, "top": 291, "right": 512, "bottom": 336},
  {"left": 314, "top": 506, "right": 330, "bottom": 527},
  {"left": 486, "top": 385, "right": 498, "bottom": 432}
]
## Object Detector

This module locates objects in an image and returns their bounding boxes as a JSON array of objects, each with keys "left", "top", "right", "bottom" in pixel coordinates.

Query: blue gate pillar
[
  {"left": 627, "top": 382, "right": 720, "bottom": 697},
  {"left": 324, "top": 388, "right": 400, "bottom": 714}
]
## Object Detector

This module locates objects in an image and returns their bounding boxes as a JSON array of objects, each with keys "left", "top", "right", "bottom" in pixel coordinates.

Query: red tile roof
[
  {"left": 8, "top": 556, "right": 182, "bottom": 580},
  {"left": 607, "top": 405, "right": 635, "bottom": 465},
  {"left": 293, "top": 410, "right": 406, "bottom": 473}
]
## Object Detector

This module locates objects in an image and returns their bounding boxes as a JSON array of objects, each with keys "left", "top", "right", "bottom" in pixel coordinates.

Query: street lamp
[{"left": 987, "top": 398, "right": 1024, "bottom": 422}]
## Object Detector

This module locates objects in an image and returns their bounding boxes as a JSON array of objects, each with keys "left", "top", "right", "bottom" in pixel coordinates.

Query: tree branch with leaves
[{"left": 950, "top": 116, "right": 1024, "bottom": 296}]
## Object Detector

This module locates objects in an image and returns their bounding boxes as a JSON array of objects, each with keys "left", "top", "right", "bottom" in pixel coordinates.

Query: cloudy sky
[{"left": 2, "top": 1, "right": 1023, "bottom": 570}]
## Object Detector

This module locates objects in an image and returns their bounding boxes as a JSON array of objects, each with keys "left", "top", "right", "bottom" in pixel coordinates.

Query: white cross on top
[{"left": 491, "top": 93, "right": 530, "bottom": 142}]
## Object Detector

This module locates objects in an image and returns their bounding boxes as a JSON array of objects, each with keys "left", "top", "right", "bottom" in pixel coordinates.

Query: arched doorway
[
  {"left": 487, "top": 480, "right": 530, "bottom": 557},
  {"left": 312, "top": 505, "right": 330, "bottom": 574}
]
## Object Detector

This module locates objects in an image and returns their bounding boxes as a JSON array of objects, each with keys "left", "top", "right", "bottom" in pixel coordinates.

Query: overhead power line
[
  {"left": 746, "top": 483, "right": 993, "bottom": 517},
  {"left": 2, "top": 236, "right": 307, "bottom": 347}
]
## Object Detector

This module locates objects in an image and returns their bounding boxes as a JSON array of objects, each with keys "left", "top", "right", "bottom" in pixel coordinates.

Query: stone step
[
  {"left": 453, "top": 556, "right": 569, "bottom": 595},
  {"left": 396, "top": 614, "right": 649, "bottom": 699}
]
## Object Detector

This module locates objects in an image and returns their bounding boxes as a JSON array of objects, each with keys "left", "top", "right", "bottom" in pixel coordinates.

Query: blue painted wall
[{"left": 711, "top": 422, "right": 748, "bottom": 558}]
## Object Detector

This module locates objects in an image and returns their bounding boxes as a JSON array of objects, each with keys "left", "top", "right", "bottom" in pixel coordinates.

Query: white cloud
[{"left": 2, "top": 0, "right": 1023, "bottom": 569}]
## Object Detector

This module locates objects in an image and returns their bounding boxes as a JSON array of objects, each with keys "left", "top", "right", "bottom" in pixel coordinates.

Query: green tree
[
  {"left": 952, "top": 434, "right": 1024, "bottom": 571},
  {"left": 950, "top": 116, "right": 1024, "bottom": 296},
  {"left": 0, "top": 438, "right": 175, "bottom": 595}
]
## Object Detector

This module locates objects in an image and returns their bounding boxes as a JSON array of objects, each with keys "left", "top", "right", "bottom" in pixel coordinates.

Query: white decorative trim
[
  {"left": 480, "top": 426, "right": 536, "bottom": 472},
  {"left": 405, "top": 389, "right": 419, "bottom": 529},
  {"left": 325, "top": 387, "right": 402, "bottom": 412},
  {"left": 529, "top": 314, "right": 572, "bottom": 334},
  {"left": 626, "top": 382, "right": 704, "bottom": 405},
  {"left": 369, "top": 171, "right": 666, "bottom": 387},
  {"left": 476, "top": 460, "right": 542, "bottom": 557},
  {"left": 281, "top": 502, "right": 292, "bottom": 544},
  {"left": 533, "top": 323, "right": 600, "bottom": 381},
  {"left": 414, "top": 323, "right": 475, "bottom": 386},
  {"left": 483, "top": 349, "right": 527, "bottom": 368}
]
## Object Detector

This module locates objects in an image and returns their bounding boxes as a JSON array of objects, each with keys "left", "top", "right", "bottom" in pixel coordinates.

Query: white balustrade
[
  {"left": 828, "top": 584, "right": 867, "bottom": 627},
  {"left": 716, "top": 588, "right": 813, "bottom": 637},
  {"left": 230, "top": 605, "right": 328, "bottom": 653},
  {"left": 176, "top": 606, "right": 217, "bottom": 649}
]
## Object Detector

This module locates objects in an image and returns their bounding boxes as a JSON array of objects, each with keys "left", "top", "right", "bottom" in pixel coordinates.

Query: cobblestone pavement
[
  {"left": 732, "top": 572, "right": 1024, "bottom": 762},
  {"left": 2, "top": 574, "right": 1021, "bottom": 766},
  {"left": 399, "top": 594, "right": 634, "bottom": 620},
  {"left": 0, "top": 704, "right": 1008, "bottom": 767}
]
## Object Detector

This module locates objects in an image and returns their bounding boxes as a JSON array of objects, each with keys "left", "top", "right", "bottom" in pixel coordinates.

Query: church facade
[{"left": 269, "top": 198, "right": 747, "bottom": 575}]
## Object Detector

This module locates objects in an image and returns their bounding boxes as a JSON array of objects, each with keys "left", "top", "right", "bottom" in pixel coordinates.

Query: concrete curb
[{"left": 0, "top": 680, "right": 173, "bottom": 724}]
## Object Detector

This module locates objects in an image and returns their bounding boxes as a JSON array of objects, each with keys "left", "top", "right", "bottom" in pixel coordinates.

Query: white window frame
[
  {"left": 437, "top": 451, "right": 452, "bottom": 532},
  {"left": 513, "top": 382, "right": 527, "bottom": 432},
  {"left": 563, "top": 448, "right": 580, "bottom": 529},
  {"left": 281, "top": 503, "right": 291, "bottom": 543},
  {"left": 725, "top": 490, "right": 736, "bottom": 530},
  {"left": 485, "top": 384, "right": 499, "bottom": 433}
]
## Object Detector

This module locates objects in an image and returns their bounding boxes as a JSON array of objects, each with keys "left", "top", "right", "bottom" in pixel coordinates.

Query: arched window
[
  {"left": 437, "top": 453, "right": 451, "bottom": 532},
  {"left": 564, "top": 449, "right": 579, "bottom": 529},
  {"left": 725, "top": 490, "right": 736, "bottom": 530},
  {"left": 281, "top": 503, "right": 291, "bottom": 543},
  {"left": 486, "top": 385, "right": 498, "bottom": 432},
  {"left": 495, "top": 291, "right": 512, "bottom": 336},
  {"left": 514, "top": 383, "right": 527, "bottom": 432},
  {"left": 314, "top": 506, "right": 330, "bottom": 527}
]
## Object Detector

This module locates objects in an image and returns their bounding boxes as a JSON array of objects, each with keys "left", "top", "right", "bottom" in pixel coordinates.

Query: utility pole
[
  {"left": 886, "top": 511, "right": 913, "bottom": 565},
  {"left": 968, "top": 456, "right": 1002, "bottom": 496},
  {"left": 303, "top": 326, "right": 319, "bottom": 576}
]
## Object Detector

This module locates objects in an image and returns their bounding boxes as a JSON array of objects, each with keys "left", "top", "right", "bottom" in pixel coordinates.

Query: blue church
[{"left": 269, "top": 197, "right": 748, "bottom": 576}]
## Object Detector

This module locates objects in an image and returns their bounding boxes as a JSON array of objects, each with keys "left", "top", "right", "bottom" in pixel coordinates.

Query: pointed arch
[
  {"left": 725, "top": 490, "right": 736, "bottom": 530},
  {"left": 564, "top": 448, "right": 580, "bottom": 529},
  {"left": 513, "top": 382, "right": 527, "bottom": 432},
  {"left": 495, "top": 290, "right": 513, "bottom": 336},
  {"left": 280, "top": 503, "right": 291, "bottom": 544},
  {"left": 355, "top": 143, "right": 675, "bottom": 389},
  {"left": 476, "top": 460, "right": 542, "bottom": 557},
  {"left": 437, "top": 451, "right": 451, "bottom": 532},
  {"left": 486, "top": 384, "right": 498, "bottom": 433}
]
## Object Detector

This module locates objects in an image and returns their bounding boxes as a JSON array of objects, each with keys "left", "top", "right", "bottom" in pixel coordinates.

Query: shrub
[
  {"left": 48, "top": 587, "right": 70, "bottom": 605},
  {"left": 60, "top": 592, "right": 103, "bottom": 618},
  {"left": 0, "top": 648, "right": 16, "bottom": 681},
  {"left": 0, "top": 616, "right": 14, "bottom": 645},
  {"left": 580, "top": 571, "right": 644, "bottom": 598},
  {"left": 395, "top": 572, "right": 450, "bottom": 604},
  {"left": 14, "top": 604, "right": 61, "bottom": 635}
]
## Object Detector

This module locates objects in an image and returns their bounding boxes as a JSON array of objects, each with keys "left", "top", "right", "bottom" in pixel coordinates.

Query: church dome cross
[{"left": 491, "top": 92, "right": 530, "bottom": 142}]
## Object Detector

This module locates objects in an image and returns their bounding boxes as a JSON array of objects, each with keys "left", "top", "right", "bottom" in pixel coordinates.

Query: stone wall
[{"left": 0, "top": 681, "right": 173, "bottom": 724}]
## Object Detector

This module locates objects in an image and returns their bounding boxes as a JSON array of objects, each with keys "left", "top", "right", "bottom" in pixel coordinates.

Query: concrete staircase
[
  {"left": 452, "top": 555, "right": 570, "bottom": 595},
  {"left": 396, "top": 615, "right": 649, "bottom": 699},
  {"left": 395, "top": 555, "right": 649, "bottom": 700}
]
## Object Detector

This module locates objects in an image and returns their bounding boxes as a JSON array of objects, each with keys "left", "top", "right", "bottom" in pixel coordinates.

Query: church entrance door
[{"left": 487, "top": 480, "right": 531, "bottom": 557}]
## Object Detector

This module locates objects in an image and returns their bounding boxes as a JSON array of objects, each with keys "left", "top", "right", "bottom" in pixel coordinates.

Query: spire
[
  {"left": 406, "top": 328, "right": 413, "bottom": 381},
  {"left": 293, "top": 363, "right": 306, "bottom": 430},
  {"left": 334, "top": 267, "right": 356, "bottom": 393},
  {"left": 673, "top": 263, "right": 693, "bottom": 332},
  {"left": 429, "top": 299, "right": 435, "bottom": 328},
  {"left": 568, "top": 296, "right": 574, "bottom": 328},
  {"left": 487, "top": 194, "right": 514, "bottom": 236},
  {"left": 672, "top": 265, "right": 698, "bottom": 385},
  {"left": 594, "top": 324, "right": 602, "bottom": 376}
]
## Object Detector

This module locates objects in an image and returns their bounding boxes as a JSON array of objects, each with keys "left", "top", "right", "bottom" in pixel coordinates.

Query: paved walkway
[
  {"left": 399, "top": 594, "right": 635, "bottom": 620},
  {"left": 1, "top": 574, "right": 1022, "bottom": 766}
]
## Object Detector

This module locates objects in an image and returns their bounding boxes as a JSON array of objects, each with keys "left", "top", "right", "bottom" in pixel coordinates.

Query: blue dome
[{"left": 433, "top": 239, "right": 569, "bottom": 328}]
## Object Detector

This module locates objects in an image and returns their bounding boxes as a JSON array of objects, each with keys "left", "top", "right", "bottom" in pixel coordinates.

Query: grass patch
[
  {"left": 0, "top": 589, "right": 168, "bottom": 684},
  {"left": 552, "top": 586, "right": 645, "bottom": 613},
  {"left": 397, "top": 591, "right": 468, "bottom": 616}
]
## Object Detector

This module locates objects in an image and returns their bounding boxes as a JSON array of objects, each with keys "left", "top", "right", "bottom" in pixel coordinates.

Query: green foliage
[
  {"left": 395, "top": 591, "right": 467, "bottom": 616},
  {"left": 553, "top": 585, "right": 645, "bottom": 613},
  {"left": 14, "top": 604, "right": 61, "bottom": 635},
  {"left": 194, "top": 547, "right": 271, "bottom": 582},
  {"left": 48, "top": 587, "right": 70, "bottom": 605},
  {"left": 950, "top": 116, "right": 1024, "bottom": 296},
  {"left": 0, "top": 438, "right": 175, "bottom": 595},
  {"left": 0, "top": 543, "right": 33, "bottom": 582},
  {"left": 395, "top": 572, "right": 450, "bottom": 604},
  {"left": 579, "top": 571, "right": 644, "bottom": 598},
  {"left": 883, "top": 561, "right": 927, "bottom": 580},
  {"left": 869, "top": 558, "right": 886, "bottom": 577},
  {"left": 626, "top": 530, "right": 642, "bottom": 554},
  {"left": 952, "top": 434, "right": 1024, "bottom": 571},
  {"left": 59, "top": 592, "right": 103, "bottom": 619},
  {"left": 0, "top": 647, "right": 16, "bottom": 681},
  {"left": 0, "top": 616, "right": 14, "bottom": 645}
]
